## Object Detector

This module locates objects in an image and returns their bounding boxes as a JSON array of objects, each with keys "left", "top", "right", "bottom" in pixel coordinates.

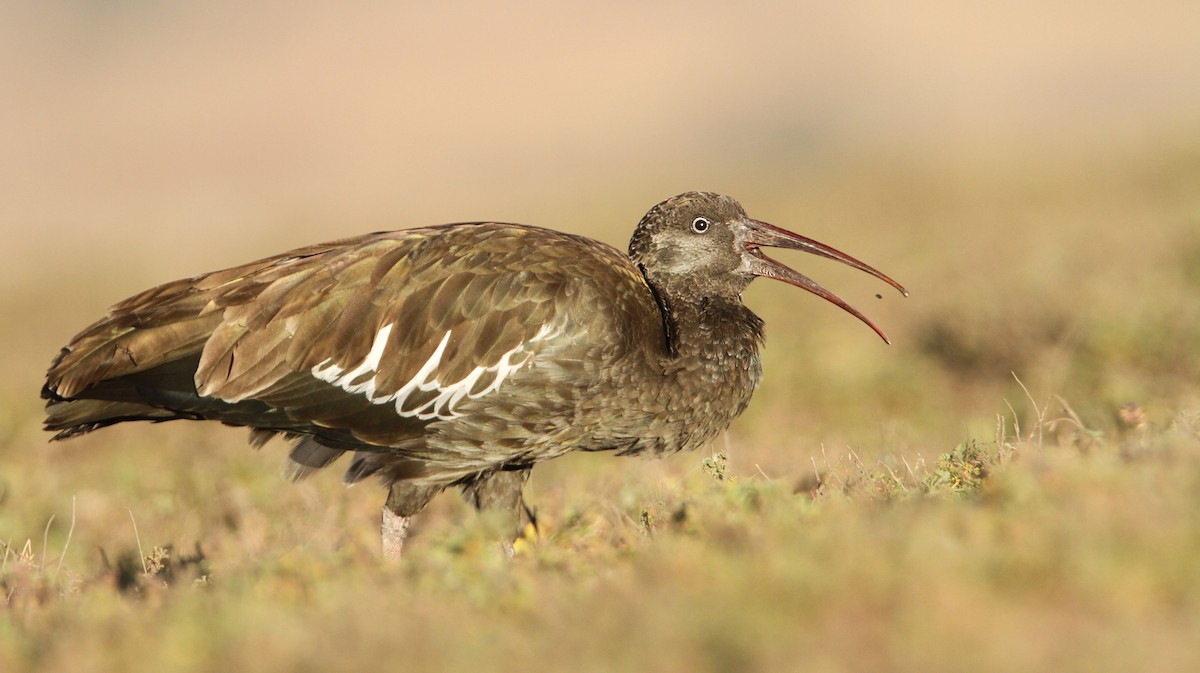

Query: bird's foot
[{"left": 508, "top": 521, "right": 539, "bottom": 557}]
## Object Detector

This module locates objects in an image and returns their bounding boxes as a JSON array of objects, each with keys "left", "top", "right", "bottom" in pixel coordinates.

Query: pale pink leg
[{"left": 381, "top": 505, "right": 412, "bottom": 561}]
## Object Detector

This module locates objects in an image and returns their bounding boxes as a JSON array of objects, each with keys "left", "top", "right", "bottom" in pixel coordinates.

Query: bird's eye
[{"left": 690, "top": 217, "right": 711, "bottom": 234}]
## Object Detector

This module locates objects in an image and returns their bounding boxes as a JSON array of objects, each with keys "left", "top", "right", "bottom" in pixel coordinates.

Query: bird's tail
[{"left": 42, "top": 396, "right": 183, "bottom": 440}]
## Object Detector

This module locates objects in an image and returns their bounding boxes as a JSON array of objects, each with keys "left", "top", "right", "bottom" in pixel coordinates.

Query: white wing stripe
[
  {"left": 309, "top": 322, "right": 552, "bottom": 420},
  {"left": 310, "top": 322, "right": 396, "bottom": 400}
]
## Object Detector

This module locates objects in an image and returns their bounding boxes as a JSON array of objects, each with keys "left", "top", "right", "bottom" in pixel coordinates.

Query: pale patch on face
[
  {"left": 652, "top": 230, "right": 709, "bottom": 275},
  {"left": 311, "top": 322, "right": 552, "bottom": 420}
]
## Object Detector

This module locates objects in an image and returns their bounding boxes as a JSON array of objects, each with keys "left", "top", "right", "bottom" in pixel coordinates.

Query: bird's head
[{"left": 628, "top": 191, "right": 908, "bottom": 343}]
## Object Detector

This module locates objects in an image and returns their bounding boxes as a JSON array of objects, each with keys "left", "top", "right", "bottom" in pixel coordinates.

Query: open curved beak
[{"left": 740, "top": 218, "right": 909, "bottom": 344}]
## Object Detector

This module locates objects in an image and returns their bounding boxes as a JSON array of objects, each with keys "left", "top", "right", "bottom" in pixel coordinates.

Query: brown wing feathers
[{"left": 43, "top": 225, "right": 585, "bottom": 482}]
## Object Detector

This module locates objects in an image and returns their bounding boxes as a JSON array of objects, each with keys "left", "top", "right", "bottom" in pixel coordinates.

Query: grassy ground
[{"left": 3, "top": 144, "right": 1200, "bottom": 672}]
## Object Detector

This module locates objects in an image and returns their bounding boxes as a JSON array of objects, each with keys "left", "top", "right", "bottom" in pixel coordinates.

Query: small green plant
[
  {"left": 924, "top": 440, "right": 990, "bottom": 494},
  {"left": 702, "top": 452, "right": 729, "bottom": 482}
]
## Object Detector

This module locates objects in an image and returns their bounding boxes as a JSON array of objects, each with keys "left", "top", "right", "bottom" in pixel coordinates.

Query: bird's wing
[{"left": 45, "top": 223, "right": 645, "bottom": 449}]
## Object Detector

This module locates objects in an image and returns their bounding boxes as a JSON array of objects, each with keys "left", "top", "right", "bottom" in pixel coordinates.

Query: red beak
[{"left": 740, "top": 218, "right": 908, "bottom": 344}]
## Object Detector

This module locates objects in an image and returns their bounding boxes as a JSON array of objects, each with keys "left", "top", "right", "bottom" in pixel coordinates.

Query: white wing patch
[{"left": 310, "top": 322, "right": 550, "bottom": 420}]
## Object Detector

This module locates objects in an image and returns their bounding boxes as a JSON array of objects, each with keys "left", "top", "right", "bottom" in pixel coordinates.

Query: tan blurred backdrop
[{"left": 5, "top": 1, "right": 1199, "bottom": 264}]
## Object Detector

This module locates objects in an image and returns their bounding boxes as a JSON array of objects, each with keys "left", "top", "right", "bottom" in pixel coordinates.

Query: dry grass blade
[
  {"left": 39, "top": 514, "right": 54, "bottom": 574},
  {"left": 54, "top": 496, "right": 76, "bottom": 579},
  {"left": 128, "top": 509, "right": 148, "bottom": 575}
]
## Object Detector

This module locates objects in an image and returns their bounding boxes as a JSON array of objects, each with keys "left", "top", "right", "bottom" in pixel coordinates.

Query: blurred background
[
  {"left": 4, "top": 0, "right": 1200, "bottom": 470},
  {"left": 3, "top": 3, "right": 1200, "bottom": 671}
]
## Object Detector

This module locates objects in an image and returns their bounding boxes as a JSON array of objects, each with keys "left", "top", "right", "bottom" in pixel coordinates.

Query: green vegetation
[{"left": 3, "top": 146, "right": 1200, "bottom": 672}]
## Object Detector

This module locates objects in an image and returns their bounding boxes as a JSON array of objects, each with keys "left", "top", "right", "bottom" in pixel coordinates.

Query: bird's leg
[
  {"left": 381, "top": 483, "right": 439, "bottom": 561},
  {"left": 461, "top": 468, "right": 534, "bottom": 556}
]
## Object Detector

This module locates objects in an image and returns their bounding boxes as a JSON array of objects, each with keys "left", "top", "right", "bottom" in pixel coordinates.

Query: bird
[{"left": 42, "top": 192, "right": 907, "bottom": 559}]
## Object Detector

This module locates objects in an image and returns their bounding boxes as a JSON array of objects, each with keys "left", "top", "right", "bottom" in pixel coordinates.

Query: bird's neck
[
  {"left": 643, "top": 275, "right": 763, "bottom": 358},
  {"left": 659, "top": 292, "right": 764, "bottom": 365},
  {"left": 639, "top": 267, "right": 762, "bottom": 358}
]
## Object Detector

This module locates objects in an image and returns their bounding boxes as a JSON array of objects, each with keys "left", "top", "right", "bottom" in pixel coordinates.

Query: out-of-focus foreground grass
[{"left": 2, "top": 142, "right": 1199, "bottom": 673}]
